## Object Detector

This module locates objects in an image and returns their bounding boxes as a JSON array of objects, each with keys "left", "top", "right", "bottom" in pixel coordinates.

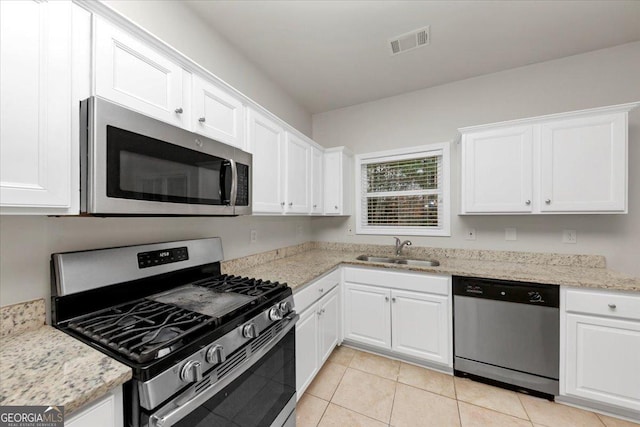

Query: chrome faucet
[{"left": 394, "top": 237, "right": 412, "bottom": 256}]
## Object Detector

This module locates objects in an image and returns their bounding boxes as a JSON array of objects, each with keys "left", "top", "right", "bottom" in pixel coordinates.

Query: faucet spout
[{"left": 394, "top": 237, "right": 412, "bottom": 256}]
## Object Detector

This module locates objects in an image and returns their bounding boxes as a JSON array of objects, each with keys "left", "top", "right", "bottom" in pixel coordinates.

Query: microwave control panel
[
  {"left": 236, "top": 163, "right": 249, "bottom": 206},
  {"left": 137, "top": 247, "right": 189, "bottom": 269}
]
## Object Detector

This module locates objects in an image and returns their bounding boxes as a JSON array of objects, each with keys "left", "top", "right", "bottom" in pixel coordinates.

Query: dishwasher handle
[{"left": 452, "top": 276, "right": 559, "bottom": 308}]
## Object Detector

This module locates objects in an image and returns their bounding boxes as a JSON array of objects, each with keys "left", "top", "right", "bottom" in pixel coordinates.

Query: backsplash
[{"left": 0, "top": 299, "right": 45, "bottom": 338}]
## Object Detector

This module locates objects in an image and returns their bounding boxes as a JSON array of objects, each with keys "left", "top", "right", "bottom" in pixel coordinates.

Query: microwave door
[{"left": 84, "top": 97, "right": 236, "bottom": 216}]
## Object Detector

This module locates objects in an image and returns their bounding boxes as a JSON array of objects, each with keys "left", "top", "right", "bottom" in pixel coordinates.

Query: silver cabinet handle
[
  {"left": 198, "top": 117, "right": 206, "bottom": 123},
  {"left": 392, "top": 297, "right": 396, "bottom": 303},
  {"left": 321, "top": 309, "right": 326, "bottom": 314},
  {"left": 545, "top": 199, "right": 551, "bottom": 204},
  {"left": 385, "top": 296, "right": 389, "bottom": 302},
  {"left": 525, "top": 200, "right": 531, "bottom": 205},
  {"left": 319, "top": 288, "right": 324, "bottom": 293},
  {"left": 281, "top": 202, "right": 285, "bottom": 207},
  {"left": 334, "top": 205, "right": 338, "bottom": 210},
  {"left": 289, "top": 202, "right": 293, "bottom": 206},
  {"left": 313, "top": 204, "right": 317, "bottom": 208},
  {"left": 175, "top": 107, "right": 183, "bottom": 114},
  {"left": 317, "top": 310, "right": 322, "bottom": 316},
  {"left": 608, "top": 303, "right": 617, "bottom": 309}
]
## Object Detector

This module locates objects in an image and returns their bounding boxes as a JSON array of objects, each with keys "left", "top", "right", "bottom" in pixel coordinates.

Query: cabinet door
[
  {"left": 323, "top": 151, "right": 342, "bottom": 214},
  {"left": 540, "top": 113, "right": 626, "bottom": 212},
  {"left": 295, "top": 303, "right": 320, "bottom": 397},
  {"left": 343, "top": 283, "right": 391, "bottom": 349},
  {"left": 284, "top": 133, "right": 311, "bottom": 214},
  {"left": 66, "top": 386, "right": 123, "bottom": 427},
  {"left": 461, "top": 126, "right": 533, "bottom": 213},
  {"left": 192, "top": 75, "right": 244, "bottom": 149},
  {"left": 564, "top": 314, "right": 640, "bottom": 411},
  {"left": 94, "top": 17, "right": 185, "bottom": 127},
  {"left": 318, "top": 287, "right": 340, "bottom": 364},
  {"left": 247, "top": 109, "right": 284, "bottom": 213},
  {"left": 310, "top": 147, "right": 324, "bottom": 214},
  {"left": 1, "top": 0, "right": 72, "bottom": 211},
  {"left": 391, "top": 290, "right": 450, "bottom": 365}
]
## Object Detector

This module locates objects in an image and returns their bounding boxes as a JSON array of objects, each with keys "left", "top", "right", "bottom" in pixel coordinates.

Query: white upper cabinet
[
  {"left": 94, "top": 17, "right": 187, "bottom": 127},
  {"left": 460, "top": 103, "right": 639, "bottom": 215},
  {"left": 192, "top": 75, "right": 245, "bottom": 149},
  {"left": 1, "top": 0, "right": 74, "bottom": 213},
  {"left": 324, "top": 147, "right": 354, "bottom": 216},
  {"left": 284, "top": 132, "right": 311, "bottom": 214},
  {"left": 539, "top": 113, "right": 627, "bottom": 212},
  {"left": 247, "top": 108, "right": 285, "bottom": 213},
  {"left": 310, "top": 147, "right": 324, "bottom": 214},
  {"left": 461, "top": 126, "right": 533, "bottom": 213}
]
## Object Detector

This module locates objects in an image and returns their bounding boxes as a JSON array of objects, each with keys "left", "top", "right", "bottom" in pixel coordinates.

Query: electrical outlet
[
  {"left": 505, "top": 228, "right": 517, "bottom": 241},
  {"left": 250, "top": 230, "right": 257, "bottom": 243},
  {"left": 296, "top": 225, "right": 303, "bottom": 236},
  {"left": 465, "top": 228, "right": 476, "bottom": 240},
  {"left": 562, "top": 229, "right": 577, "bottom": 244}
]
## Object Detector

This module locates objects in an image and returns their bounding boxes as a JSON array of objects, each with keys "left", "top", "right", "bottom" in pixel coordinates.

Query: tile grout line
[
  {"left": 387, "top": 366, "right": 400, "bottom": 426},
  {"left": 454, "top": 377, "right": 463, "bottom": 426},
  {"left": 516, "top": 393, "right": 534, "bottom": 423}
]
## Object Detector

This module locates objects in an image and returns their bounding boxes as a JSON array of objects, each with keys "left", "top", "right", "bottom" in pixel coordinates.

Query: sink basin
[{"left": 356, "top": 255, "right": 440, "bottom": 267}]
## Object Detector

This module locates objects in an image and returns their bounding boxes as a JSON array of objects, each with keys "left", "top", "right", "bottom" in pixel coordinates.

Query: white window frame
[{"left": 355, "top": 142, "right": 451, "bottom": 236}]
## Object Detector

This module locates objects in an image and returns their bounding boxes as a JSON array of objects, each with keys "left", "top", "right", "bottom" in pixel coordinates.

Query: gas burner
[
  {"left": 67, "top": 299, "right": 215, "bottom": 363},
  {"left": 196, "top": 274, "right": 284, "bottom": 298}
]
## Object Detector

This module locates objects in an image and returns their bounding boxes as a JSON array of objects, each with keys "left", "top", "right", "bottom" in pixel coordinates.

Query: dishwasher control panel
[{"left": 453, "top": 276, "right": 559, "bottom": 307}]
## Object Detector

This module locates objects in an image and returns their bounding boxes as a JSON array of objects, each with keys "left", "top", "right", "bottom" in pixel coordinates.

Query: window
[{"left": 355, "top": 143, "right": 450, "bottom": 236}]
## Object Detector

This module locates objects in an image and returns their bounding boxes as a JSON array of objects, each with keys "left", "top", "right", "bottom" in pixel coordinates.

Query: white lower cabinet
[
  {"left": 66, "top": 386, "right": 123, "bottom": 427},
  {"left": 561, "top": 287, "right": 640, "bottom": 413},
  {"left": 294, "top": 271, "right": 341, "bottom": 397},
  {"left": 343, "top": 267, "right": 452, "bottom": 367}
]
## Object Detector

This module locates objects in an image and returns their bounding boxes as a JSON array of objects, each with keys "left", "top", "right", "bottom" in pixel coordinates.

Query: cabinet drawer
[
  {"left": 294, "top": 269, "right": 340, "bottom": 313},
  {"left": 343, "top": 267, "right": 450, "bottom": 296},
  {"left": 565, "top": 288, "right": 640, "bottom": 321}
]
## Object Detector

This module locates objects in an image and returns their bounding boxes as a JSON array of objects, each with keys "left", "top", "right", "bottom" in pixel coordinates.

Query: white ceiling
[{"left": 185, "top": 1, "right": 640, "bottom": 114}]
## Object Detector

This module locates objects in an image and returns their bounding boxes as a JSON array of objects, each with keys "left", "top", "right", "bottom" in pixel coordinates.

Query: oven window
[
  {"left": 107, "top": 126, "right": 230, "bottom": 205},
  {"left": 170, "top": 328, "right": 295, "bottom": 427}
]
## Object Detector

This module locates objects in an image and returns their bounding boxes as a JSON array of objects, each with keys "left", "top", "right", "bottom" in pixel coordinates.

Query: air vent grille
[
  {"left": 194, "top": 376, "right": 211, "bottom": 394},
  {"left": 215, "top": 348, "right": 247, "bottom": 379},
  {"left": 389, "top": 26, "right": 430, "bottom": 55}
]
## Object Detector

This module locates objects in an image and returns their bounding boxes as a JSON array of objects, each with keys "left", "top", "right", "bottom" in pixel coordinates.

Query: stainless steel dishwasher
[{"left": 453, "top": 276, "right": 559, "bottom": 398}]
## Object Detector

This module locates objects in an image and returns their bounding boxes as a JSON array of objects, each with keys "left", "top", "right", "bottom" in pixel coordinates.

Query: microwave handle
[{"left": 229, "top": 159, "right": 237, "bottom": 207}]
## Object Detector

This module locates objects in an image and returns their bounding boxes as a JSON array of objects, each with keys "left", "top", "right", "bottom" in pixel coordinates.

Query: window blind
[{"left": 361, "top": 153, "right": 443, "bottom": 229}]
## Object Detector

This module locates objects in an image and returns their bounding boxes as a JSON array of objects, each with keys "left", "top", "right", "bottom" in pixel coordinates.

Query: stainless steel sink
[{"left": 356, "top": 255, "right": 440, "bottom": 267}]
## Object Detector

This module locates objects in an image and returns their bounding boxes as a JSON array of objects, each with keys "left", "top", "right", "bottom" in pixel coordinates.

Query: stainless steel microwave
[{"left": 80, "top": 97, "right": 251, "bottom": 216}]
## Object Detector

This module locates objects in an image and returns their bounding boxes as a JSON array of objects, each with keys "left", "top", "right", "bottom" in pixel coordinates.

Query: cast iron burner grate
[
  {"left": 194, "top": 274, "right": 284, "bottom": 297},
  {"left": 67, "top": 299, "right": 214, "bottom": 363}
]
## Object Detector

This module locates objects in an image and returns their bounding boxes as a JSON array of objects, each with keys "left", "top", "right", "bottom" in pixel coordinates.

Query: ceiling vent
[{"left": 389, "top": 26, "right": 430, "bottom": 55}]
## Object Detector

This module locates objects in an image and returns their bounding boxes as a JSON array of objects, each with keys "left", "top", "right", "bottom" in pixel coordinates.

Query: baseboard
[{"left": 555, "top": 395, "right": 640, "bottom": 423}]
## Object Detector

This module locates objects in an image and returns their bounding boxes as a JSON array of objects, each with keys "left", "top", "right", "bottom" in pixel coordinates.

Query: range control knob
[
  {"left": 269, "top": 307, "right": 283, "bottom": 321},
  {"left": 278, "top": 301, "right": 292, "bottom": 314},
  {"left": 242, "top": 322, "right": 257, "bottom": 338},
  {"left": 205, "top": 344, "right": 226, "bottom": 365},
  {"left": 180, "top": 360, "right": 203, "bottom": 383}
]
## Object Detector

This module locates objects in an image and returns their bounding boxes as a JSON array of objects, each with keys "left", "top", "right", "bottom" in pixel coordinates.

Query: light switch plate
[
  {"left": 562, "top": 229, "right": 577, "bottom": 244},
  {"left": 505, "top": 228, "right": 517, "bottom": 241},
  {"left": 250, "top": 230, "right": 257, "bottom": 243},
  {"left": 465, "top": 228, "right": 476, "bottom": 240}
]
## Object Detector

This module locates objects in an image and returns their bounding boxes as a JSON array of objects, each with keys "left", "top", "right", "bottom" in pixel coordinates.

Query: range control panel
[
  {"left": 453, "top": 276, "right": 559, "bottom": 308},
  {"left": 137, "top": 247, "right": 189, "bottom": 269}
]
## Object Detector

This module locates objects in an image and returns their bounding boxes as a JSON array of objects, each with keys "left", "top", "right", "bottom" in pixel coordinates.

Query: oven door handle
[{"left": 149, "top": 313, "right": 299, "bottom": 427}]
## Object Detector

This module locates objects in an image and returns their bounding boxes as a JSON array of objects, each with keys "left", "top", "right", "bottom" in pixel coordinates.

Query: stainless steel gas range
[{"left": 51, "top": 238, "right": 297, "bottom": 427}]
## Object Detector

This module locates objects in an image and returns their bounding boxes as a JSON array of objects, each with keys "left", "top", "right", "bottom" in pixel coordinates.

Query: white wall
[
  {"left": 0, "top": 215, "right": 311, "bottom": 308},
  {"left": 311, "top": 41, "right": 640, "bottom": 277},
  {"left": 0, "top": 0, "right": 315, "bottom": 310},
  {"left": 103, "top": 0, "right": 312, "bottom": 136}
]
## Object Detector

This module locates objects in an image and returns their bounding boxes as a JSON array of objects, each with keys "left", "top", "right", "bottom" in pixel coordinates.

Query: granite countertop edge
[
  {"left": 222, "top": 249, "right": 640, "bottom": 294},
  {"left": 0, "top": 324, "right": 132, "bottom": 416}
]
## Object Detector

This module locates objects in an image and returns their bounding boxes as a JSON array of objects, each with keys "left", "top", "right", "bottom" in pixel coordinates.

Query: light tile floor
[{"left": 296, "top": 346, "right": 640, "bottom": 427}]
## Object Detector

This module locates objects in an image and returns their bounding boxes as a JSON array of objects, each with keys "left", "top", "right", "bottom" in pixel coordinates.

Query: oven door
[
  {"left": 144, "top": 314, "right": 298, "bottom": 427},
  {"left": 82, "top": 96, "right": 250, "bottom": 216}
]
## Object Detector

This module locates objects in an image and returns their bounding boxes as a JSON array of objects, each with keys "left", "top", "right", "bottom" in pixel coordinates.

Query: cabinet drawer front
[
  {"left": 565, "top": 289, "right": 640, "bottom": 321},
  {"left": 343, "top": 267, "right": 450, "bottom": 296},
  {"left": 294, "top": 269, "right": 340, "bottom": 313}
]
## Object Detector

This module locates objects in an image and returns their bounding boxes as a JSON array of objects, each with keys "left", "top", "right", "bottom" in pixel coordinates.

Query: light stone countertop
[
  {"left": 0, "top": 301, "right": 132, "bottom": 416},
  {"left": 223, "top": 248, "right": 640, "bottom": 293}
]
